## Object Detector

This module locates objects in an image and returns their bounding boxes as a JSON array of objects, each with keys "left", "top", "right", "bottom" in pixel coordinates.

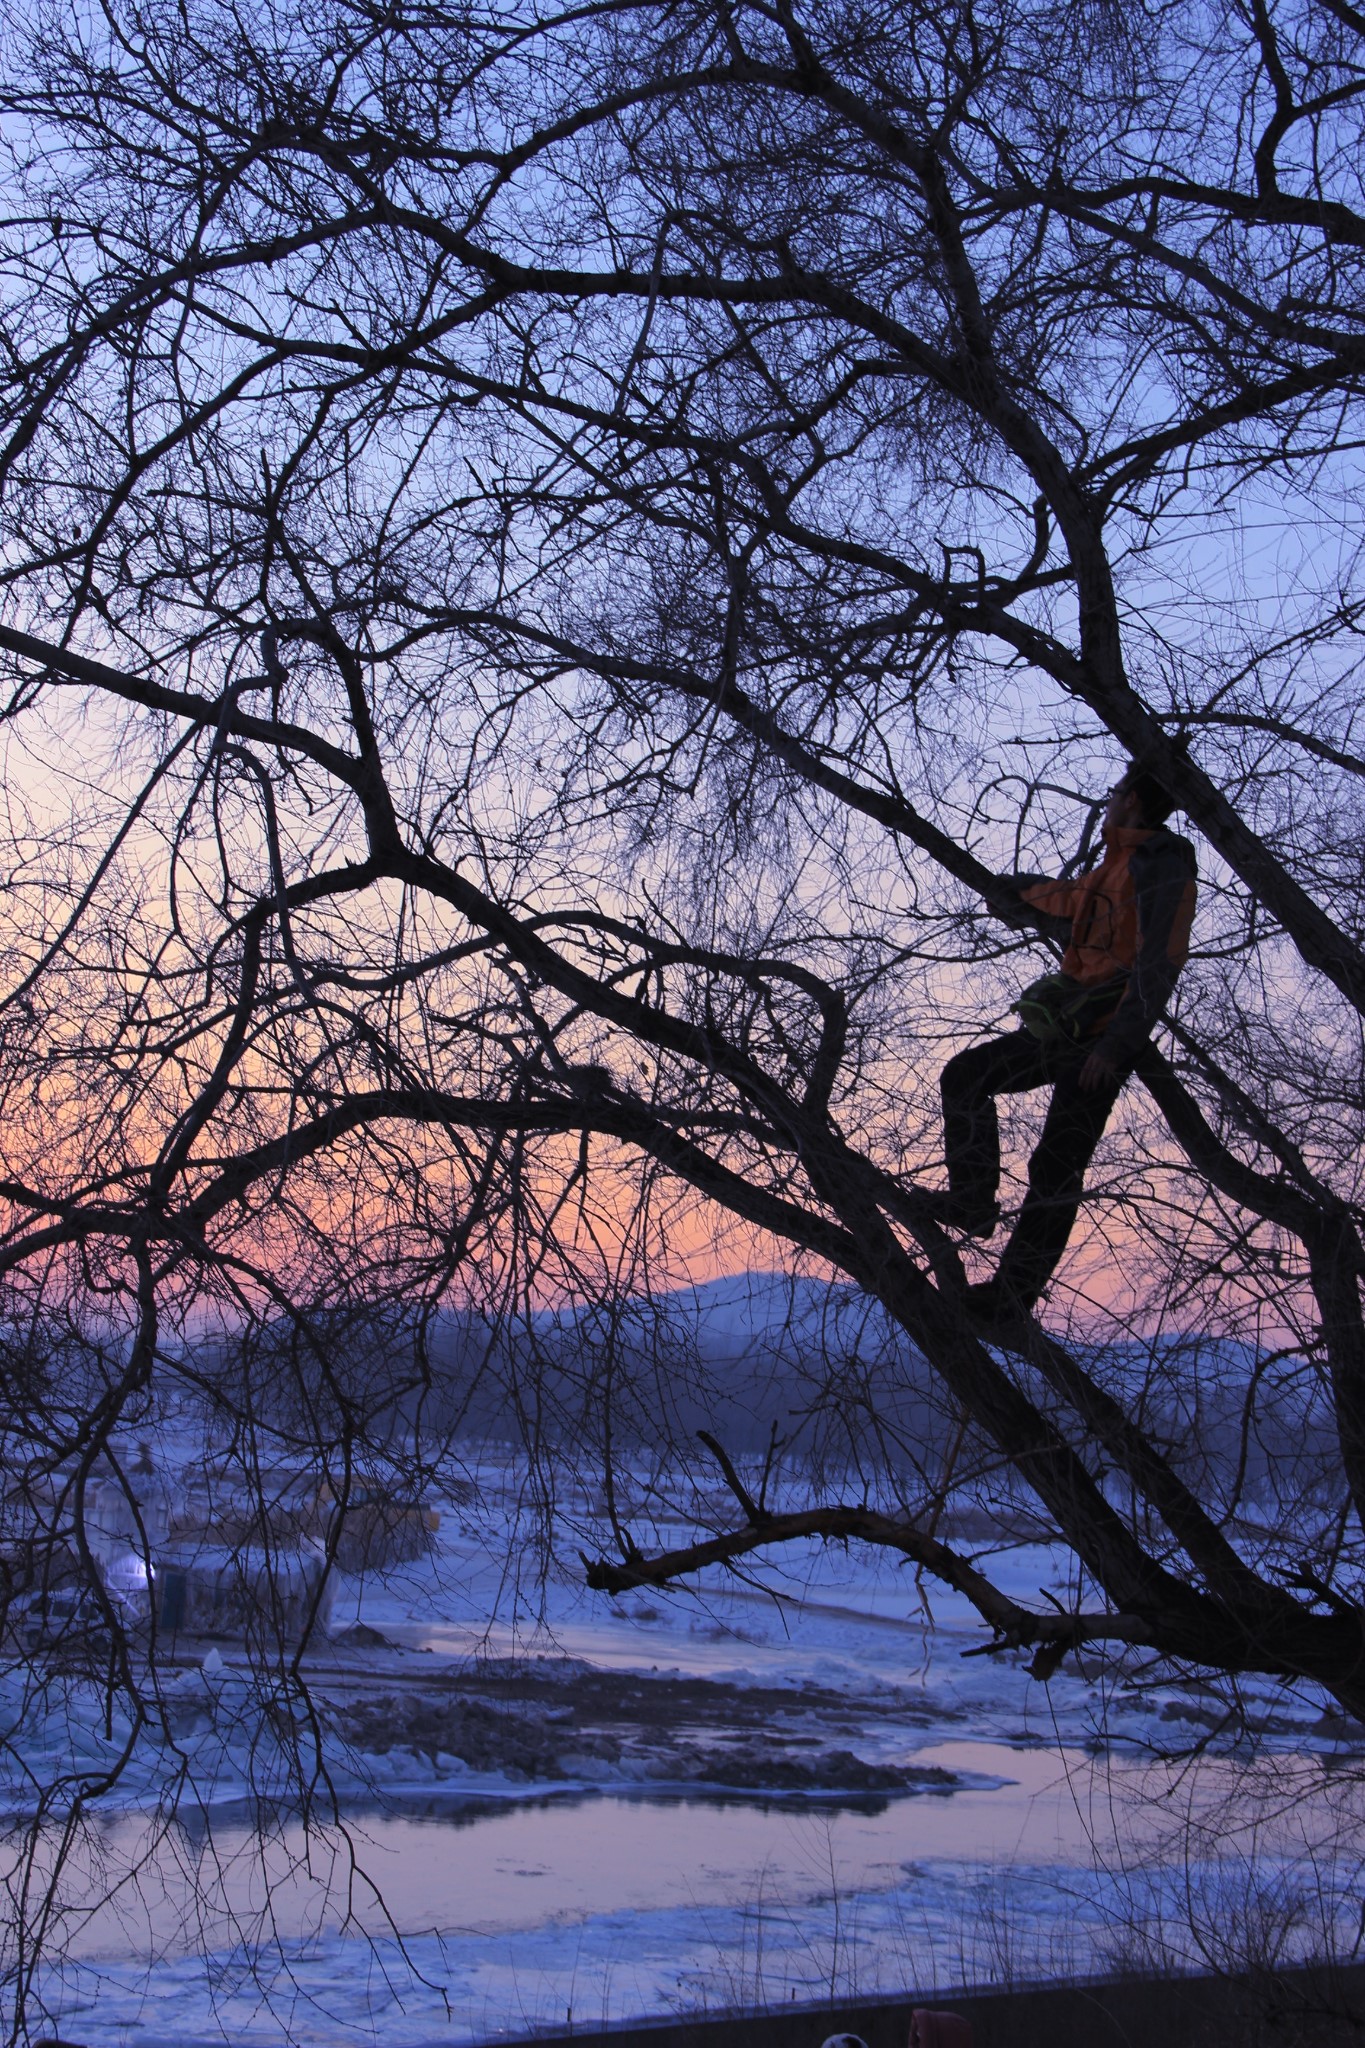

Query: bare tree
[{"left": 2, "top": 0, "right": 1365, "bottom": 2015}]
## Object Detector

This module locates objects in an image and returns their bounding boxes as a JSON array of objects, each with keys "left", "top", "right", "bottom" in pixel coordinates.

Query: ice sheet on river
[{"left": 8, "top": 1453, "right": 1364, "bottom": 2048}]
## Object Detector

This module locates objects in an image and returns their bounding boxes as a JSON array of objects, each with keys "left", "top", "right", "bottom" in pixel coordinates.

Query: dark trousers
[{"left": 940, "top": 1029, "right": 1126, "bottom": 1304}]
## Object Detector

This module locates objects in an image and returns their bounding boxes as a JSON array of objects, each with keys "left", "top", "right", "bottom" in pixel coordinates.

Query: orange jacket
[{"left": 1018, "top": 825, "right": 1197, "bottom": 1060}]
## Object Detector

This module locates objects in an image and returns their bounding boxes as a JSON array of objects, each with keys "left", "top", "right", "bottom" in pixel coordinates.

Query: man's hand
[{"left": 1079, "top": 1048, "right": 1120, "bottom": 1092}]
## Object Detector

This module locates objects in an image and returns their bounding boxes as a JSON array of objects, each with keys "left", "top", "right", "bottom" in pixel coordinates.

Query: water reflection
[{"left": 8, "top": 1744, "right": 1365, "bottom": 1984}]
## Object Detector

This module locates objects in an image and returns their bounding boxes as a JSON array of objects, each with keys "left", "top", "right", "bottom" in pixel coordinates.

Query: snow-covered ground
[{"left": 8, "top": 1451, "right": 1365, "bottom": 2046}]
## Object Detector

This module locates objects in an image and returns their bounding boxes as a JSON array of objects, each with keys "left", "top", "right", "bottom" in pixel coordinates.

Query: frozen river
[{"left": 11, "top": 1487, "right": 1365, "bottom": 2046}]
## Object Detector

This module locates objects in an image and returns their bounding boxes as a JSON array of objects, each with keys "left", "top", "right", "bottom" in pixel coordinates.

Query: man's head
[{"left": 1103, "top": 762, "right": 1177, "bottom": 836}]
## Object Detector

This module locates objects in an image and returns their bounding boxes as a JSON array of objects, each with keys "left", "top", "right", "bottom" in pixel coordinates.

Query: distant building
[
  {"left": 153, "top": 1544, "right": 334, "bottom": 1643},
  {"left": 2, "top": 1444, "right": 436, "bottom": 1652},
  {"left": 313, "top": 1483, "right": 440, "bottom": 1573}
]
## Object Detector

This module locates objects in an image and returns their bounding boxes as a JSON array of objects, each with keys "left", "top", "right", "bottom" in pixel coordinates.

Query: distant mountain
[
  {"left": 201, "top": 1271, "right": 1341, "bottom": 1508},
  {"left": 413, "top": 1273, "right": 1340, "bottom": 1507},
  {"left": 368, "top": 1268, "right": 951, "bottom": 1476}
]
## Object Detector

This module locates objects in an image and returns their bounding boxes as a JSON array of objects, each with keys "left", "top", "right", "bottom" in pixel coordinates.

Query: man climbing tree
[
  {"left": 12, "top": 12, "right": 1365, "bottom": 2023},
  {"left": 936, "top": 767, "right": 1198, "bottom": 1317}
]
